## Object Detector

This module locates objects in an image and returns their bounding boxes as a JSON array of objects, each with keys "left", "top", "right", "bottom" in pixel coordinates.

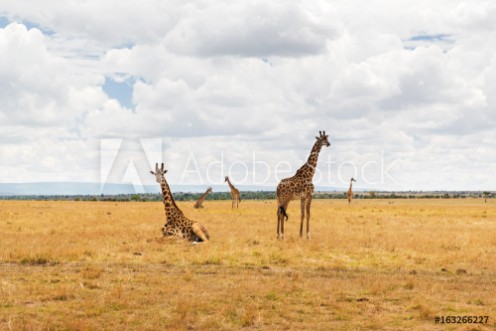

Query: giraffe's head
[
  {"left": 224, "top": 176, "right": 229, "bottom": 182},
  {"left": 207, "top": 187, "right": 213, "bottom": 193},
  {"left": 150, "top": 163, "right": 167, "bottom": 183},
  {"left": 351, "top": 177, "right": 356, "bottom": 182},
  {"left": 316, "top": 131, "right": 331, "bottom": 148}
]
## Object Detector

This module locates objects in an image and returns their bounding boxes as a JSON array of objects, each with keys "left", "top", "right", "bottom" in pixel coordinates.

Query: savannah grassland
[{"left": 0, "top": 199, "right": 495, "bottom": 330}]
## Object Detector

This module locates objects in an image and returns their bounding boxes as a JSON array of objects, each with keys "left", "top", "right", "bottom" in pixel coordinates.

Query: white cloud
[
  {"left": 2, "top": 1, "right": 180, "bottom": 45},
  {"left": 0, "top": 1, "right": 495, "bottom": 190},
  {"left": 164, "top": 1, "right": 340, "bottom": 57},
  {"left": 0, "top": 24, "right": 65, "bottom": 124}
]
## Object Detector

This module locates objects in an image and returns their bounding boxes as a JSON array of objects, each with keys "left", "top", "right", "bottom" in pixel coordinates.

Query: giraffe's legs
[
  {"left": 299, "top": 198, "right": 305, "bottom": 238},
  {"left": 280, "top": 206, "right": 285, "bottom": 239},
  {"left": 305, "top": 196, "right": 312, "bottom": 239},
  {"left": 281, "top": 201, "right": 289, "bottom": 239},
  {"left": 277, "top": 202, "right": 288, "bottom": 239},
  {"left": 191, "top": 223, "right": 209, "bottom": 243}
]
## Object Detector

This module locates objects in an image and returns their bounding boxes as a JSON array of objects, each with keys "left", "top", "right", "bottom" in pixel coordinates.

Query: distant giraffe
[
  {"left": 150, "top": 163, "right": 209, "bottom": 242},
  {"left": 276, "top": 131, "right": 331, "bottom": 239},
  {"left": 483, "top": 191, "right": 490, "bottom": 203},
  {"left": 347, "top": 177, "right": 356, "bottom": 205},
  {"left": 225, "top": 176, "right": 241, "bottom": 209},
  {"left": 194, "top": 187, "right": 213, "bottom": 209}
]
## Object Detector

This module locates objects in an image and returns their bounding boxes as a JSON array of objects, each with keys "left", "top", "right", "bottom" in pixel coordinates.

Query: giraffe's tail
[{"left": 279, "top": 206, "right": 289, "bottom": 221}]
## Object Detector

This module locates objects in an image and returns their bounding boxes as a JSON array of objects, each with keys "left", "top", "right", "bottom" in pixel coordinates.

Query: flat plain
[{"left": 1, "top": 198, "right": 495, "bottom": 330}]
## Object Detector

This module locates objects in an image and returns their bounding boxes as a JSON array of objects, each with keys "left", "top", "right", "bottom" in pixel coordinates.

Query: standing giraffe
[
  {"left": 225, "top": 176, "right": 241, "bottom": 209},
  {"left": 347, "top": 177, "right": 356, "bottom": 205},
  {"left": 276, "top": 131, "right": 331, "bottom": 239},
  {"left": 150, "top": 163, "right": 209, "bottom": 242},
  {"left": 194, "top": 187, "right": 213, "bottom": 209}
]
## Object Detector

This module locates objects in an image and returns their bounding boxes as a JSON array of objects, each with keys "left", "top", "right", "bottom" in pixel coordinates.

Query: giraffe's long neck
[
  {"left": 349, "top": 181, "right": 353, "bottom": 191},
  {"left": 198, "top": 189, "right": 211, "bottom": 203},
  {"left": 159, "top": 178, "right": 183, "bottom": 219},
  {"left": 301, "top": 141, "right": 323, "bottom": 177},
  {"left": 227, "top": 179, "right": 236, "bottom": 191}
]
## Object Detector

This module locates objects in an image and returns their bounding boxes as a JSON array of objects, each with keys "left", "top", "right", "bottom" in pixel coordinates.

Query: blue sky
[
  {"left": 408, "top": 34, "right": 451, "bottom": 42},
  {"left": 103, "top": 77, "right": 135, "bottom": 110},
  {"left": 0, "top": 16, "right": 8, "bottom": 28},
  {"left": 0, "top": 1, "right": 495, "bottom": 191}
]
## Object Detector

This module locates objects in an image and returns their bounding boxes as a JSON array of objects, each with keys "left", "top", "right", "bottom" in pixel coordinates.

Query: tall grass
[{"left": 0, "top": 199, "right": 495, "bottom": 330}]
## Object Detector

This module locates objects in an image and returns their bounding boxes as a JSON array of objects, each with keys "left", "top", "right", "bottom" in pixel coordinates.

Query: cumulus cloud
[
  {"left": 164, "top": 1, "right": 340, "bottom": 57},
  {"left": 2, "top": 0, "right": 180, "bottom": 46},
  {"left": 0, "top": 24, "right": 66, "bottom": 126},
  {"left": 0, "top": 1, "right": 495, "bottom": 190}
]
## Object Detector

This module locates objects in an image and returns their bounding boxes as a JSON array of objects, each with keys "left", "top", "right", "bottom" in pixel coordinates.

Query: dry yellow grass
[{"left": 1, "top": 198, "right": 495, "bottom": 330}]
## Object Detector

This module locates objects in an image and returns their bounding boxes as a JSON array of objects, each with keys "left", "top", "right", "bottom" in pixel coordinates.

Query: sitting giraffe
[
  {"left": 150, "top": 163, "right": 209, "bottom": 243},
  {"left": 276, "top": 131, "right": 331, "bottom": 239},
  {"left": 225, "top": 176, "right": 241, "bottom": 209},
  {"left": 347, "top": 177, "right": 356, "bottom": 205},
  {"left": 194, "top": 187, "right": 213, "bottom": 209}
]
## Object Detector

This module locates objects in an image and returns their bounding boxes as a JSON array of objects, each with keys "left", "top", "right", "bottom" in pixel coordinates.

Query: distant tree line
[{"left": 0, "top": 191, "right": 493, "bottom": 202}]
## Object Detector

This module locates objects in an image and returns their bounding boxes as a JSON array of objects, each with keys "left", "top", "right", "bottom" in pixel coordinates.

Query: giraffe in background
[
  {"left": 347, "top": 177, "right": 356, "bottom": 205},
  {"left": 150, "top": 163, "right": 209, "bottom": 243},
  {"left": 194, "top": 187, "right": 213, "bottom": 209},
  {"left": 225, "top": 176, "right": 241, "bottom": 209},
  {"left": 276, "top": 131, "right": 331, "bottom": 239}
]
